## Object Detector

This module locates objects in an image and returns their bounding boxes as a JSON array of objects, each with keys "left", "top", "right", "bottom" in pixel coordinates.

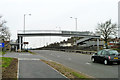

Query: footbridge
[{"left": 17, "top": 30, "right": 100, "bottom": 51}]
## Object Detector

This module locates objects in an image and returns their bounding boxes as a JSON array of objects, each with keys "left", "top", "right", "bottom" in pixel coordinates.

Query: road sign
[
  {"left": 0, "top": 43, "right": 4, "bottom": 48},
  {"left": 24, "top": 42, "right": 29, "bottom": 44}
]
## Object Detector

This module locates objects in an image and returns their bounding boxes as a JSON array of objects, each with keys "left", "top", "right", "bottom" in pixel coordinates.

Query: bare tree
[
  {"left": 96, "top": 19, "right": 117, "bottom": 48},
  {"left": 0, "top": 16, "right": 10, "bottom": 41}
]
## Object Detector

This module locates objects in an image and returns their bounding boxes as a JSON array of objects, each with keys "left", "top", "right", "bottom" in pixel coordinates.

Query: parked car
[{"left": 91, "top": 49, "right": 120, "bottom": 65}]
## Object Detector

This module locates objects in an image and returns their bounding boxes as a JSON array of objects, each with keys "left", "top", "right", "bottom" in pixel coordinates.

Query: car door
[
  {"left": 100, "top": 50, "right": 108, "bottom": 62},
  {"left": 95, "top": 50, "right": 103, "bottom": 62},
  {"left": 99, "top": 50, "right": 105, "bottom": 62}
]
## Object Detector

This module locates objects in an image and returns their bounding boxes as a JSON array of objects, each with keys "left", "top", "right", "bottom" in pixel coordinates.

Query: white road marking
[
  {"left": 18, "top": 54, "right": 32, "bottom": 55},
  {"left": 19, "top": 58, "right": 40, "bottom": 60},
  {"left": 86, "top": 62, "right": 91, "bottom": 65}
]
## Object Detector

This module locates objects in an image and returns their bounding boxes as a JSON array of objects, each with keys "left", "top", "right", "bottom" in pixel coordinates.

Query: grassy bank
[
  {"left": 0, "top": 57, "right": 13, "bottom": 68},
  {"left": 0, "top": 51, "right": 6, "bottom": 55},
  {"left": 2, "top": 51, "right": 6, "bottom": 55},
  {"left": 41, "top": 60, "right": 94, "bottom": 80},
  {"left": 2, "top": 57, "right": 18, "bottom": 79}
]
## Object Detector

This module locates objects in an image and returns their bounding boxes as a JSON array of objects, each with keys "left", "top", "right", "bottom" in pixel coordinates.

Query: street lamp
[
  {"left": 70, "top": 17, "right": 77, "bottom": 31},
  {"left": 23, "top": 14, "right": 31, "bottom": 50},
  {"left": 70, "top": 17, "right": 78, "bottom": 46},
  {"left": 24, "top": 14, "right": 31, "bottom": 33}
]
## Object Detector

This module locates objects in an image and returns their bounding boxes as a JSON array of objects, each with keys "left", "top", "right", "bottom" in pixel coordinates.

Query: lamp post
[
  {"left": 23, "top": 14, "right": 31, "bottom": 50},
  {"left": 56, "top": 27, "right": 61, "bottom": 42},
  {"left": 70, "top": 17, "right": 78, "bottom": 46},
  {"left": 24, "top": 14, "right": 31, "bottom": 33},
  {"left": 70, "top": 17, "right": 78, "bottom": 31}
]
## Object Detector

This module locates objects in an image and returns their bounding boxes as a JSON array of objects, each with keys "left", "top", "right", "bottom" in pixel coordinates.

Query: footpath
[{"left": 3, "top": 52, "right": 68, "bottom": 79}]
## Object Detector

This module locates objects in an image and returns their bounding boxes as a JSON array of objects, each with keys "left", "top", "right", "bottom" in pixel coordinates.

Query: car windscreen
[{"left": 108, "top": 50, "right": 119, "bottom": 55}]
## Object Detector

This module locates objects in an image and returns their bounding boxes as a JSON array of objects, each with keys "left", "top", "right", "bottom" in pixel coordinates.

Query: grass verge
[
  {"left": 28, "top": 50, "right": 37, "bottom": 55},
  {"left": 2, "top": 58, "right": 18, "bottom": 79},
  {"left": 0, "top": 51, "right": 2, "bottom": 55},
  {"left": 41, "top": 60, "right": 94, "bottom": 80},
  {"left": 2, "top": 51, "right": 6, "bottom": 55},
  {"left": 0, "top": 57, "right": 13, "bottom": 68}
]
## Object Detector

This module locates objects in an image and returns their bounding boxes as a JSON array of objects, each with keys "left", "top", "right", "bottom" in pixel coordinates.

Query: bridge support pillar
[
  {"left": 97, "top": 38, "right": 99, "bottom": 51},
  {"left": 18, "top": 36, "right": 23, "bottom": 52}
]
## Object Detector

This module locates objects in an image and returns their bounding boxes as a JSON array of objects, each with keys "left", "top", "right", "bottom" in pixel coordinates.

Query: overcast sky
[{"left": 0, "top": 0, "right": 119, "bottom": 48}]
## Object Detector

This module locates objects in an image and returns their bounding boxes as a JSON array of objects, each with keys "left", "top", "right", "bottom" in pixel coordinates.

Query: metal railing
[{"left": 17, "top": 30, "right": 62, "bottom": 34}]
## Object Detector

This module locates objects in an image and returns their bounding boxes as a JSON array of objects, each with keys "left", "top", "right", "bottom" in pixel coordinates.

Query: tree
[
  {"left": 0, "top": 16, "right": 10, "bottom": 41},
  {"left": 96, "top": 19, "right": 117, "bottom": 48}
]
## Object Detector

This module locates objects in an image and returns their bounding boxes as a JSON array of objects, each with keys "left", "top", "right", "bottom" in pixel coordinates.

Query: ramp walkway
[{"left": 76, "top": 37, "right": 93, "bottom": 44}]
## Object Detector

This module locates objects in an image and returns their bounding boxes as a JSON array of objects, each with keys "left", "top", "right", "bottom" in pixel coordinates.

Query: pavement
[
  {"left": 19, "top": 60, "right": 66, "bottom": 78},
  {"left": 3, "top": 52, "right": 68, "bottom": 79}
]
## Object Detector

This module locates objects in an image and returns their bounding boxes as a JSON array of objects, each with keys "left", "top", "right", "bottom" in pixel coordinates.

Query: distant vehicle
[{"left": 91, "top": 49, "right": 120, "bottom": 65}]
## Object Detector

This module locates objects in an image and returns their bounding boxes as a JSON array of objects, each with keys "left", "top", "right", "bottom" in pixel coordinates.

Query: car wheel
[
  {"left": 91, "top": 58, "right": 95, "bottom": 63},
  {"left": 104, "top": 60, "right": 108, "bottom": 65}
]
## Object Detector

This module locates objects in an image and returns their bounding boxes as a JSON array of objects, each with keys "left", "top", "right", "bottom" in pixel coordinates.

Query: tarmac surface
[
  {"left": 4, "top": 52, "right": 68, "bottom": 79},
  {"left": 32, "top": 50, "right": 120, "bottom": 78},
  {"left": 4, "top": 50, "right": 120, "bottom": 79},
  {"left": 19, "top": 60, "right": 66, "bottom": 78}
]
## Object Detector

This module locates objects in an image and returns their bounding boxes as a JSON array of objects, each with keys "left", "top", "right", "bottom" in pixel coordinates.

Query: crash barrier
[
  {"left": 60, "top": 49, "right": 96, "bottom": 54},
  {"left": 44, "top": 48, "right": 97, "bottom": 55}
]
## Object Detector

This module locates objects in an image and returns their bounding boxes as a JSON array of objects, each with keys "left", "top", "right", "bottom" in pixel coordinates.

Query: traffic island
[
  {"left": 41, "top": 59, "right": 94, "bottom": 80},
  {"left": 2, "top": 58, "right": 18, "bottom": 80}
]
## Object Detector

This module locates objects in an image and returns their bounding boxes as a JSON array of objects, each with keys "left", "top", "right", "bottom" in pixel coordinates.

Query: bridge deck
[{"left": 18, "top": 33, "right": 100, "bottom": 38}]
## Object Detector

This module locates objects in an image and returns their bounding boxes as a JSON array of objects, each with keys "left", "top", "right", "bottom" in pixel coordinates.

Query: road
[{"left": 31, "top": 50, "right": 120, "bottom": 78}]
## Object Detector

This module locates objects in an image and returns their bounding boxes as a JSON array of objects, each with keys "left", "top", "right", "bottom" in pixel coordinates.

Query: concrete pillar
[
  {"left": 19, "top": 36, "right": 21, "bottom": 52},
  {"left": 18, "top": 36, "right": 23, "bottom": 52},
  {"left": 97, "top": 39, "right": 99, "bottom": 51}
]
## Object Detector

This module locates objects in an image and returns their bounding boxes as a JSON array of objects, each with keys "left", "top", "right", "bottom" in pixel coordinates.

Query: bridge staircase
[{"left": 76, "top": 37, "right": 93, "bottom": 45}]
